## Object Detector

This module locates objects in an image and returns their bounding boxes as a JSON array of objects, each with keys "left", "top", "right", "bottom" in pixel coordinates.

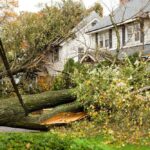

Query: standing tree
[
  {"left": 87, "top": 2, "right": 103, "bottom": 17},
  {"left": 0, "top": 0, "right": 18, "bottom": 25},
  {"left": 0, "top": 0, "right": 86, "bottom": 76}
]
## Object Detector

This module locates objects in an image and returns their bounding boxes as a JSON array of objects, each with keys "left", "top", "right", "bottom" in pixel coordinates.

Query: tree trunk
[
  {"left": 0, "top": 89, "right": 76, "bottom": 125},
  {"left": 25, "top": 102, "right": 83, "bottom": 123},
  {"left": 5, "top": 102, "right": 82, "bottom": 130}
]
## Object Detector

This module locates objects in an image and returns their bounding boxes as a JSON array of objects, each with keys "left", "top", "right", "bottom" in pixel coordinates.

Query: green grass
[{"left": 0, "top": 133, "right": 149, "bottom": 150}]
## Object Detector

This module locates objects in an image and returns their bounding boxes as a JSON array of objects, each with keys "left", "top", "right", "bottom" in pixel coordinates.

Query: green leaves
[
  {"left": 73, "top": 58, "right": 150, "bottom": 130},
  {"left": 1, "top": 0, "right": 86, "bottom": 67}
]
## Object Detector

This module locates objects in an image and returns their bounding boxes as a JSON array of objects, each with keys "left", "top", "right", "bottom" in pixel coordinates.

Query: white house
[
  {"left": 87, "top": 0, "right": 150, "bottom": 58},
  {"left": 46, "top": 0, "right": 150, "bottom": 76},
  {"left": 46, "top": 11, "right": 101, "bottom": 75}
]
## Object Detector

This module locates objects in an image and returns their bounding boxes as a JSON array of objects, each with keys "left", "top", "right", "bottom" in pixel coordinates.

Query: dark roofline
[
  {"left": 87, "top": 0, "right": 150, "bottom": 34},
  {"left": 87, "top": 12, "right": 150, "bottom": 34},
  {"left": 86, "top": 18, "right": 134, "bottom": 34}
]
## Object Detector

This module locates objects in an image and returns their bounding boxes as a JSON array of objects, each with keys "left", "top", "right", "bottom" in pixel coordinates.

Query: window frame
[
  {"left": 99, "top": 34, "right": 103, "bottom": 48},
  {"left": 127, "top": 23, "right": 141, "bottom": 43},
  {"left": 78, "top": 47, "right": 84, "bottom": 61},
  {"left": 134, "top": 23, "right": 141, "bottom": 42},
  {"left": 98, "top": 32, "right": 110, "bottom": 49},
  {"left": 127, "top": 25, "right": 134, "bottom": 42},
  {"left": 104, "top": 32, "right": 109, "bottom": 48},
  {"left": 91, "top": 20, "right": 98, "bottom": 27}
]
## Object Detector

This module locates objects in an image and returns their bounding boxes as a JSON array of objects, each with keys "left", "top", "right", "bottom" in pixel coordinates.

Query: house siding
[{"left": 92, "top": 19, "right": 150, "bottom": 55}]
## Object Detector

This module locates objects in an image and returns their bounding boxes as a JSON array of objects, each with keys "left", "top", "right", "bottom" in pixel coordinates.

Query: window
[
  {"left": 53, "top": 48, "right": 59, "bottom": 62},
  {"left": 98, "top": 32, "right": 110, "bottom": 48},
  {"left": 122, "top": 25, "right": 126, "bottom": 46},
  {"left": 95, "top": 33, "right": 98, "bottom": 47},
  {"left": 105, "top": 32, "right": 109, "bottom": 48},
  {"left": 109, "top": 29, "right": 112, "bottom": 48},
  {"left": 134, "top": 23, "right": 140, "bottom": 41},
  {"left": 99, "top": 34, "right": 103, "bottom": 48},
  {"left": 127, "top": 23, "right": 141, "bottom": 42},
  {"left": 91, "top": 20, "right": 98, "bottom": 26},
  {"left": 78, "top": 47, "right": 84, "bottom": 61},
  {"left": 127, "top": 25, "right": 133, "bottom": 42}
]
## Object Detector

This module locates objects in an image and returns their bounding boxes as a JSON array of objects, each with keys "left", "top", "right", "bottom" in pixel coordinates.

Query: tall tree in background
[
  {"left": 0, "top": 0, "right": 103, "bottom": 77},
  {"left": 1, "top": 0, "right": 86, "bottom": 74},
  {"left": 87, "top": 2, "right": 103, "bottom": 17},
  {"left": 0, "top": 0, "right": 18, "bottom": 24}
]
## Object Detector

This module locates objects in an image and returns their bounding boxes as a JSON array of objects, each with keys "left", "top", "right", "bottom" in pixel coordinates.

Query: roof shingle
[{"left": 87, "top": 0, "right": 150, "bottom": 33}]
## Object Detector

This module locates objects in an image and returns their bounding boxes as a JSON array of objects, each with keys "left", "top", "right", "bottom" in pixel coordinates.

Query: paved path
[{"left": 0, "top": 126, "right": 39, "bottom": 132}]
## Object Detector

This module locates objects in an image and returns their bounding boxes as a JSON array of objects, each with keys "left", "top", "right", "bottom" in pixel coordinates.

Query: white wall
[
  {"left": 49, "top": 18, "right": 100, "bottom": 74},
  {"left": 47, "top": 19, "right": 150, "bottom": 75}
]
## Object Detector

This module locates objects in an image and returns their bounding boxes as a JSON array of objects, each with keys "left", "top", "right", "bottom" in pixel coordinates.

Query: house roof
[
  {"left": 73, "top": 11, "right": 101, "bottom": 32},
  {"left": 87, "top": 0, "right": 150, "bottom": 33},
  {"left": 59, "top": 11, "right": 101, "bottom": 46}
]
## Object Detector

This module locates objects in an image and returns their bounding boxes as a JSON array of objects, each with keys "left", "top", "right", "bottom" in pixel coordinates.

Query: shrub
[
  {"left": 73, "top": 57, "right": 150, "bottom": 128},
  {"left": 52, "top": 59, "right": 86, "bottom": 90}
]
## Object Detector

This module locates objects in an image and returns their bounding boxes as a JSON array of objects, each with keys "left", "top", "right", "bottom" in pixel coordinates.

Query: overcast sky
[{"left": 19, "top": 0, "right": 119, "bottom": 16}]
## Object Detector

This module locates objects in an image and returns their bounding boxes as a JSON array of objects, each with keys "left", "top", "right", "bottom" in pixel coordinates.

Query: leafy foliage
[
  {"left": 2, "top": 0, "right": 86, "bottom": 61},
  {"left": 53, "top": 56, "right": 150, "bottom": 136},
  {"left": 86, "top": 2, "right": 103, "bottom": 17},
  {"left": 52, "top": 59, "right": 83, "bottom": 90},
  {"left": 0, "top": 0, "right": 18, "bottom": 24},
  {"left": 73, "top": 58, "right": 150, "bottom": 129}
]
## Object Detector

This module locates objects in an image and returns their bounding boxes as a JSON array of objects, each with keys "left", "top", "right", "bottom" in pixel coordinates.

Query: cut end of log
[{"left": 41, "top": 112, "right": 87, "bottom": 125}]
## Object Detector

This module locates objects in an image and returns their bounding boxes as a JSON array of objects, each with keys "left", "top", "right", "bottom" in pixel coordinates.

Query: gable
[{"left": 80, "top": 54, "right": 96, "bottom": 63}]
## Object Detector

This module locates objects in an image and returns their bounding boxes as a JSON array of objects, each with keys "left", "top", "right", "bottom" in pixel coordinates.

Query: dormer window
[{"left": 91, "top": 20, "right": 98, "bottom": 26}]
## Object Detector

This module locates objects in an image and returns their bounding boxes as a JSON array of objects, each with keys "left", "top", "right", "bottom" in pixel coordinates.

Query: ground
[
  {"left": 0, "top": 120, "right": 149, "bottom": 150},
  {"left": 0, "top": 132, "right": 149, "bottom": 150}
]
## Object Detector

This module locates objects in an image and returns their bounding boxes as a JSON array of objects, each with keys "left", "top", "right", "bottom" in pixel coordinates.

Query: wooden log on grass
[
  {"left": 5, "top": 102, "right": 83, "bottom": 130},
  {"left": 25, "top": 102, "right": 83, "bottom": 123},
  {"left": 0, "top": 89, "right": 76, "bottom": 125}
]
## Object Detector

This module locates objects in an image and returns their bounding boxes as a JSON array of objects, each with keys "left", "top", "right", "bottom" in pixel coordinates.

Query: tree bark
[
  {"left": 0, "top": 89, "right": 76, "bottom": 125},
  {"left": 5, "top": 102, "right": 82, "bottom": 130},
  {"left": 25, "top": 102, "right": 83, "bottom": 123}
]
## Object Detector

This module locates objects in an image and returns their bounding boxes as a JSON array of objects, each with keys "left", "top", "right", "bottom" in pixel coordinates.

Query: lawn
[{"left": 0, "top": 132, "right": 149, "bottom": 150}]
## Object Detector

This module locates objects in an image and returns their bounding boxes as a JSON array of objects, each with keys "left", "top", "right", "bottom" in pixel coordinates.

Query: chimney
[{"left": 120, "top": 0, "right": 130, "bottom": 5}]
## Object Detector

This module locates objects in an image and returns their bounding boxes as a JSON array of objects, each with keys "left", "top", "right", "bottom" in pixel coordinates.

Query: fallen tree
[
  {"left": 0, "top": 89, "right": 77, "bottom": 126},
  {"left": 25, "top": 102, "right": 82, "bottom": 123},
  {"left": 6, "top": 102, "right": 83, "bottom": 130}
]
